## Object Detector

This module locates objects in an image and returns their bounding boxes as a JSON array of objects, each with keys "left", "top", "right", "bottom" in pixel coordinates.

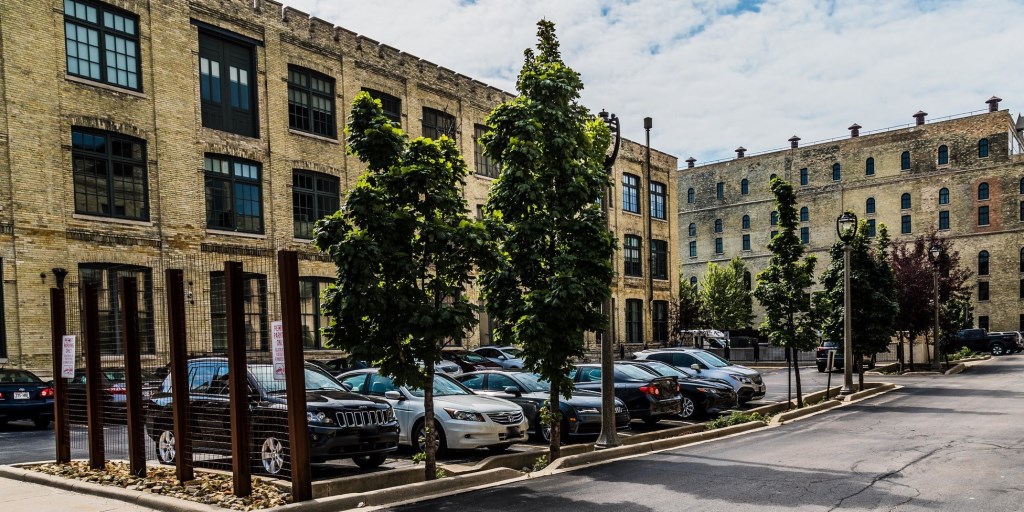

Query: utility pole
[{"left": 596, "top": 110, "right": 621, "bottom": 450}]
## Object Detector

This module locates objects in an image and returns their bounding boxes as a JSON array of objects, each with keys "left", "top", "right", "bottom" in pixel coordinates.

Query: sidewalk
[{"left": 2, "top": 474, "right": 157, "bottom": 512}]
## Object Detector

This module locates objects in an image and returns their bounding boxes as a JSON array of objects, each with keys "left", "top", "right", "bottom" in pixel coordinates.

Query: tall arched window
[
  {"left": 770, "top": 211, "right": 778, "bottom": 226},
  {"left": 901, "top": 151, "right": 911, "bottom": 170},
  {"left": 800, "top": 207, "right": 809, "bottom": 222},
  {"left": 832, "top": 163, "right": 841, "bottom": 181},
  {"left": 978, "top": 250, "right": 990, "bottom": 276},
  {"left": 1019, "top": 177, "right": 1023, "bottom": 194},
  {"left": 687, "top": 187, "right": 695, "bottom": 204},
  {"left": 688, "top": 223, "right": 697, "bottom": 237},
  {"left": 690, "top": 276, "right": 698, "bottom": 286},
  {"left": 866, "top": 197, "right": 876, "bottom": 214},
  {"left": 938, "top": 187, "right": 949, "bottom": 205},
  {"left": 978, "top": 182, "right": 989, "bottom": 200},
  {"left": 938, "top": 145, "right": 949, "bottom": 165},
  {"left": 770, "top": 173, "right": 777, "bottom": 181},
  {"left": 742, "top": 215, "right": 750, "bottom": 230},
  {"left": 901, "top": 193, "right": 912, "bottom": 210},
  {"left": 741, "top": 178, "right": 749, "bottom": 195},
  {"left": 978, "top": 138, "right": 989, "bottom": 158},
  {"left": 865, "top": 157, "right": 875, "bottom": 176},
  {"left": 714, "top": 219, "right": 723, "bottom": 233},
  {"left": 1020, "top": 247, "right": 1024, "bottom": 272}
]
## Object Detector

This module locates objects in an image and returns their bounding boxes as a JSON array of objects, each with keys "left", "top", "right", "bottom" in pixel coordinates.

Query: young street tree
[
  {"left": 752, "top": 178, "right": 817, "bottom": 407},
  {"left": 480, "top": 20, "right": 614, "bottom": 462},
  {"left": 314, "top": 91, "right": 488, "bottom": 480},
  {"left": 672, "top": 278, "right": 705, "bottom": 343},
  {"left": 700, "top": 257, "right": 754, "bottom": 331}
]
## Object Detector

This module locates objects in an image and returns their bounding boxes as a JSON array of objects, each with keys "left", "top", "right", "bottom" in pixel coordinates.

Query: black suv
[{"left": 146, "top": 357, "right": 399, "bottom": 474}]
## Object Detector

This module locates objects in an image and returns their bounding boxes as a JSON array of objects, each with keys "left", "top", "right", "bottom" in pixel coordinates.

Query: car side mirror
[
  {"left": 384, "top": 390, "right": 403, "bottom": 401},
  {"left": 503, "top": 386, "right": 521, "bottom": 397},
  {"left": 690, "top": 364, "right": 701, "bottom": 372},
  {"left": 498, "top": 355, "right": 507, "bottom": 360},
  {"left": 341, "top": 382, "right": 352, "bottom": 392}
]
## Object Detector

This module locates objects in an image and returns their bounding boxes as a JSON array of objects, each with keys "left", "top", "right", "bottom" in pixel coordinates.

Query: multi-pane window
[
  {"left": 210, "top": 271, "right": 269, "bottom": 352},
  {"left": 800, "top": 207, "right": 809, "bottom": 222},
  {"left": 800, "top": 168, "right": 808, "bottom": 186},
  {"left": 688, "top": 240, "right": 697, "bottom": 258},
  {"left": 651, "top": 240, "right": 668, "bottom": 280},
  {"left": 937, "top": 145, "right": 949, "bottom": 165},
  {"left": 770, "top": 211, "right": 778, "bottom": 226},
  {"left": 800, "top": 227, "right": 809, "bottom": 245},
  {"left": 199, "top": 32, "right": 257, "bottom": 137},
  {"left": 901, "top": 151, "right": 911, "bottom": 170},
  {"left": 742, "top": 234, "right": 751, "bottom": 251},
  {"left": 64, "top": 0, "right": 141, "bottom": 90},
  {"left": 78, "top": 264, "right": 155, "bottom": 355},
  {"left": 363, "top": 88, "right": 401, "bottom": 126},
  {"left": 865, "top": 157, "right": 875, "bottom": 175},
  {"left": 292, "top": 170, "right": 339, "bottom": 239},
  {"left": 866, "top": 197, "right": 876, "bottom": 214},
  {"left": 473, "top": 125, "right": 499, "bottom": 178},
  {"left": 740, "top": 179, "right": 749, "bottom": 195},
  {"left": 978, "top": 205, "right": 990, "bottom": 226},
  {"left": 939, "top": 187, "right": 949, "bottom": 205},
  {"left": 714, "top": 237, "right": 723, "bottom": 254},
  {"left": 978, "top": 316, "right": 989, "bottom": 331},
  {"left": 742, "top": 215, "right": 750, "bottom": 230},
  {"left": 622, "top": 174, "right": 640, "bottom": 213},
  {"left": 901, "top": 214, "right": 912, "bottom": 234},
  {"left": 687, "top": 188, "right": 695, "bottom": 204},
  {"left": 625, "top": 299, "right": 643, "bottom": 344},
  {"left": 978, "top": 182, "right": 990, "bottom": 200},
  {"left": 287, "top": 66, "right": 335, "bottom": 138},
  {"left": 832, "top": 163, "right": 841, "bottom": 181},
  {"left": 652, "top": 301, "right": 668, "bottom": 344},
  {"left": 939, "top": 210, "right": 950, "bottom": 230},
  {"left": 714, "top": 219, "right": 723, "bottom": 233},
  {"left": 422, "top": 107, "right": 455, "bottom": 141},
  {"left": 867, "top": 219, "right": 876, "bottom": 238},
  {"left": 978, "top": 138, "right": 989, "bottom": 158},
  {"left": 716, "top": 181, "right": 724, "bottom": 199},
  {"left": 978, "top": 250, "right": 989, "bottom": 275},
  {"left": 299, "top": 277, "right": 332, "bottom": 349},
  {"left": 978, "top": 281, "right": 990, "bottom": 301},
  {"left": 688, "top": 223, "right": 697, "bottom": 237},
  {"left": 901, "top": 193, "right": 912, "bottom": 210},
  {"left": 650, "top": 182, "right": 666, "bottom": 220},
  {"left": 624, "top": 235, "right": 642, "bottom": 276},
  {"left": 71, "top": 128, "right": 148, "bottom": 220},
  {"left": 205, "top": 155, "right": 262, "bottom": 233}
]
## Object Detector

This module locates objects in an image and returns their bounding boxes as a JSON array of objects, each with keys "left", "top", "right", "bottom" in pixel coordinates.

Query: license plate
[
  {"left": 507, "top": 426, "right": 521, "bottom": 438},
  {"left": 13, "top": 392, "right": 29, "bottom": 400}
]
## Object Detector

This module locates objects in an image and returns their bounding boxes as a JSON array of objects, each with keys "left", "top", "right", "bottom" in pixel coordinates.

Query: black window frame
[
  {"left": 688, "top": 240, "right": 697, "bottom": 258},
  {"left": 800, "top": 226, "right": 809, "bottom": 245},
  {"left": 866, "top": 197, "right": 876, "bottom": 214},
  {"left": 901, "top": 214, "right": 912, "bottom": 234},
  {"left": 287, "top": 66, "right": 336, "bottom": 138},
  {"left": 938, "top": 210, "right": 950, "bottom": 230},
  {"left": 362, "top": 88, "right": 402, "bottom": 126},
  {"left": 473, "top": 124, "right": 500, "bottom": 178},
  {"left": 865, "top": 157, "right": 875, "bottom": 176},
  {"left": 978, "top": 182, "right": 990, "bottom": 200},
  {"left": 71, "top": 127, "right": 149, "bottom": 221},
  {"left": 204, "top": 154, "right": 263, "bottom": 234},
  {"left": 978, "top": 205, "right": 990, "bottom": 226},
  {"left": 422, "top": 107, "right": 456, "bottom": 141},
  {"left": 978, "top": 250, "right": 990, "bottom": 276},
  {"left": 714, "top": 237, "right": 723, "bottom": 254},
  {"left": 299, "top": 277, "right": 333, "bottom": 349},
  {"left": 799, "top": 168, "right": 808, "bottom": 186},
  {"left": 199, "top": 31, "right": 258, "bottom": 138},
  {"left": 937, "top": 145, "right": 949, "bottom": 165},
  {"left": 292, "top": 169, "right": 339, "bottom": 239},
  {"left": 741, "top": 215, "right": 750, "bottom": 230},
  {"left": 901, "top": 151, "right": 911, "bottom": 170},
  {"left": 686, "top": 187, "right": 695, "bottom": 204},
  {"left": 78, "top": 263, "right": 156, "bottom": 355},
  {"left": 716, "top": 181, "right": 724, "bottom": 200},
  {"left": 740, "top": 178, "right": 749, "bottom": 195},
  {"left": 978, "top": 281, "right": 990, "bottom": 302},
  {"left": 622, "top": 174, "right": 640, "bottom": 214},
  {"left": 978, "top": 316, "right": 989, "bottom": 331},
  {"left": 651, "top": 239, "right": 668, "bottom": 280},
  {"left": 867, "top": 219, "right": 876, "bottom": 238},
  {"left": 939, "top": 187, "right": 949, "bottom": 205},
  {"left": 832, "top": 163, "right": 841, "bottom": 181},
  {"left": 210, "top": 270, "right": 269, "bottom": 352},
  {"left": 742, "top": 234, "right": 751, "bottom": 251},
  {"left": 652, "top": 300, "right": 668, "bottom": 344},
  {"left": 625, "top": 299, "right": 643, "bottom": 344},
  {"left": 623, "top": 235, "right": 642, "bottom": 277},
  {"left": 64, "top": 0, "right": 142, "bottom": 91},
  {"left": 799, "top": 207, "right": 809, "bottom": 222},
  {"left": 901, "top": 193, "right": 912, "bottom": 210},
  {"left": 687, "top": 223, "right": 697, "bottom": 237},
  {"left": 770, "top": 211, "right": 778, "bottom": 226},
  {"left": 978, "top": 138, "right": 989, "bottom": 158},
  {"left": 650, "top": 181, "right": 667, "bottom": 220},
  {"left": 714, "top": 219, "right": 723, "bottom": 233}
]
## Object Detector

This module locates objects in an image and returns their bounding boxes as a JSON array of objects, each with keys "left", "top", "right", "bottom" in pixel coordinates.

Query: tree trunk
[
  {"left": 908, "top": 332, "right": 916, "bottom": 372},
  {"left": 792, "top": 347, "right": 803, "bottom": 408},
  {"left": 424, "top": 364, "right": 437, "bottom": 481},
  {"left": 548, "top": 383, "right": 561, "bottom": 462},
  {"left": 856, "top": 353, "right": 864, "bottom": 390}
]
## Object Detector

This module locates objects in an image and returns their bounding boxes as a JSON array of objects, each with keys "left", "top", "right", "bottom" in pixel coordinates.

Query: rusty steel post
[
  {"left": 49, "top": 287, "right": 70, "bottom": 464},
  {"left": 165, "top": 269, "right": 194, "bottom": 483},
  {"left": 119, "top": 277, "right": 146, "bottom": 478},
  {"left": 82, "top": 284, "right": 105, "bottom": 470},
  {"left": 224, "top": 261, "right": 252, "bottom": 497},
  {"left": 277, "top": 251, "right": 312, "bottom": 501}
]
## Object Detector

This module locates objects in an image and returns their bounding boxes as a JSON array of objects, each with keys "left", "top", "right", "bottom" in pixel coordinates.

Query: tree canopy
[{"left": 700, "top": 257, "right": 754, "bottom": 331}]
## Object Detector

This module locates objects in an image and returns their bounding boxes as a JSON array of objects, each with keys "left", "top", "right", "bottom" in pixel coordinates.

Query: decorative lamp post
[
  {"left": 596, "top": 109, "right": 620, "bottom": 450},
  {"left": 929, "top": 243, "right": 942, "bottom": 371},
  {"left": 836, "top": 211, "right": 857, "bottom": 394}
]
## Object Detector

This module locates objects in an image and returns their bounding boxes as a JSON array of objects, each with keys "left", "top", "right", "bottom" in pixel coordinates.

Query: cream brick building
[
  {"left": 678, "top": 100, "right": 1024, "bottom": 333},
  {"left": 0, "top": 0, "right": 678, "bottom": 370}
]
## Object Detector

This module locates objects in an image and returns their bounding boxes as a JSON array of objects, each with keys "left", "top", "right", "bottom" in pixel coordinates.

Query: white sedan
[{"left": 338, "top": 368, "right": 529, "bottom": 453}]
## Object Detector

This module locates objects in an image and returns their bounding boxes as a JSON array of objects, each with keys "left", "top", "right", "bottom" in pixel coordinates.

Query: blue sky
[{"left": 287, "top": 0, "right": 1024, "bottom": 164}]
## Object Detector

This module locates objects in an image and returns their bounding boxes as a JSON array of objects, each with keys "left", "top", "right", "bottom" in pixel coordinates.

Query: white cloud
[{"left": 286, "top": 0, "right": 1024, "bottom": 164}]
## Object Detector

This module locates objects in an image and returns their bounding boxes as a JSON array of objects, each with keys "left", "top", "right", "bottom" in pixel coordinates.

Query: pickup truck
[{"left": 949, "top": 329, "right": 1018, "bottom": 356}]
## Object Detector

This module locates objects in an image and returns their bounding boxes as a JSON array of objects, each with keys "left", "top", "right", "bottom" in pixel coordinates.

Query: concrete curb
[
  {"left": 945, "top": 363, "right": 966, "bottom": 375},
  {"left": 841, "top": 382, "right": 896, "bottom": 402},
  {"left": 866, "top": 362, "right": 900, "bottom": 374},
  {"left": 769, "top": 399, "right": 843, "bottom": 425}
]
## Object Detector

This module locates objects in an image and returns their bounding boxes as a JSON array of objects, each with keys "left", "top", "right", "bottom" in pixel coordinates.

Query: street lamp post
[
  {"left": 930, "top": 243, "right": 942, "bottom": 372},
  {"left": 836, "top": 211, "right": 857, "bottom": 395},
  {"left": 596, "top": 109, "right": 621, "bottom": 450}
]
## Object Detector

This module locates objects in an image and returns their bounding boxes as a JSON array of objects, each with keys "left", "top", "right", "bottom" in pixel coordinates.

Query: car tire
[
  {"left": 33, "top": 417, "right": 52, "bottom": 429},
  {"left": 816, "top": 364, "right": 826, "bottom": 373},
  {"left": 156, "top": 429, "right": 176, "bottom": 465},
  {"left": 352, "top": 454, "right": 387, "bottom": 469},
  {"left": 414, "top": 420, "right": 448, "bottom": 456},
  {"left": 991, "top": 343, "right": 1006, "bottom": 356},
  {"left": 540, "top": 418, "right": 567, "bottom": 445},
  {"left": 256, "top": 434, "right": 288, "bottom": 475},
  {"left": 678, "top": 395, "right": 698, "bottom": 420},
  {"left": 487, "top": 443, "right": 512, "bottom": 453}
]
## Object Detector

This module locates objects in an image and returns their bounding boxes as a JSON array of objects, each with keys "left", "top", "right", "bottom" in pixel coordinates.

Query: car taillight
[
  {"left": 0, "top": 391, "right": 5, "bottom": 399},
  {"left": 676, "top": 383, "right": 681, "bottom": 393},
  {"left": 107, "top": 385, "right": 126, "bottom": 395},
  {"left": 639, "top": 385, "right": 661, "bottom": 396},
  {"left": 40, "top": 387, "right": 55, "bottom": 398}
]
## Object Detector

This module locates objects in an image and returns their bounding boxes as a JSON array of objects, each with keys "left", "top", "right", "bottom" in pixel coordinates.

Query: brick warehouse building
[
  {"left": 0, "top": 0, "right": 678, "bottom": 371},
  {"left": 678, "top": 99, "right": 1024, "bottom": 334}
]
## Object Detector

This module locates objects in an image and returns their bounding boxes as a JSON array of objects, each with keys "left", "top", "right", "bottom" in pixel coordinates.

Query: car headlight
[
  {"left": 728, "top": 374, "right": 753, "bottom": 384},
  {"left": 306, "top": 411, "right": 335, "bottom": 425},
  {"left": 444, "top": 408, "right": 485, "bottom": 422},
  {"left": 695, "top": 387, "right": 717, "bottom": 394},
  {"left": 574, "top": 407, "right": 600, "bottom": 414}
]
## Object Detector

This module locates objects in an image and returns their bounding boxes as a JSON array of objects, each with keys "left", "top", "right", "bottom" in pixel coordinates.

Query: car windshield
[
  {"left": 0, "top": 369, "right": 42, "bottom": 383},
  {"left": 637, "top": 361, "right": 687, "bottom": 379},
  {"left": 516, "top": 373, "right": 551, "bottom": 392},
  {"left": 615, "top": 365, "right": 660, "bottom": 381},
  {"left": 251, "top": 365, "right": 346, "bottom": 393},
  {"left": 501, "top": 348, "right": 523, "bottom": 358},
  {"left": 407, "top": 375, "right": 472, "bottom": 398},
  {"left": 459, "top": 352, "right": 490, "bottom": 364},
  {"left": 692, "top": 351, "right": 731, "bottom": 368}
]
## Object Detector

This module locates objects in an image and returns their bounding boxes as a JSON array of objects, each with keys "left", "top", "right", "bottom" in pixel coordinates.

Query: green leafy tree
[
  {"left": 314, "top": 91, "right": 488, "bottom": 480},
  {"left": 752, "top": 178, "right": 817, "bottom": 407},
  {"left": 700, "top": 257, "right": 754, "bottom": 331},
  {"left": 480, "top": 20, "right": 614, "bottom": 462},
  {"left": 814, "top": 221, "right": 899, "bottom": 387},
  {"left": 672, "top": 279, "right": 705, "bottom": 344}
]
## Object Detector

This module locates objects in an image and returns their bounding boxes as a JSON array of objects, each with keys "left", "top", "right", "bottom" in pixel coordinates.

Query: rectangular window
[
  {"left": 688, "top": 240, "right": 697, "bottom": 258},
  {"left": 205, "top": 155, "right": 263, "bottom": 233},
  {"left": 78, "top": 264, "right": 155, "bottom": 355},
  {"left": 901, "top": 214, "right": 912, "bottom": 234},
  {"left": 210, "top": 271, "right": 269, "bottom": 352},
  {"left": 473, "top": 124, "right": 499, "bottom": 178},
  {"left": 64, "top": 0, "right": 141, "bottom": 90},
  {"left": 199, "top": 32, "right": 257, "bottom": 137},
  {"left": 652, "top": 300, "right": 668, "bottom": 344},
  {"left": 72, "top": 128, "right": 148, "bottom": 220},
  {"left": 938, "top": 210, "right": 950, "bottom": 230},
  {"left": 715, "top": 237, "right": 723, "bottom": 254},
  {"left": 1020, "top": 279, "right": 1024, "bottom": 300},
  {"left": 799, "top": 168, "right": 808, "bottom": 186},
  {"left": 650, "top": 182, "right": 666, "bottom": 220},
  {"left": 625, "top": 299, "right": 643, "bottom": 344},
  {"left": 363, "top": 88, "right": 401, "bottom": 126},
  {"left": 978, "top": 205, "right": 990, "bottom": 226},
  {"left": 978, "top": 315, "right": 989, "bottom": 331},
  {"left": 800, "top": 226, "right": 809, "bottom": 245},
  {"left": 622, "top": 174, "right": 640, "bottom": 213},
  {"left": 742, "top": 234, "right": 751, "bottom": 251},
  {"left": 292, "top": 170, "right": 339, "bottom": 239},
  {"left": 422, "top": 107, "right": 455, "bottom": 141},
  {"left": 651, "top": 239, "right": 668, "bottom": 280},
  {"left": 867, "top": 219, "right": 877, "bottom": 238},
  {"left": 978, "top": 281, "right": 989, "bottom": 301},
  {"left": 299, "top": 277, "right": 332, "bottom": 349},
  {"left": 288, "top": 66, "right": 335, "bottom": 138},
  {"left": 716, "top": 182, "right": 724, "bottom": 199},
  {"left": 624, "top": 235, "right": 642, "bottom": 277},
  {"left": 0, "top": 260, "right": 5, "bottom": 359}
]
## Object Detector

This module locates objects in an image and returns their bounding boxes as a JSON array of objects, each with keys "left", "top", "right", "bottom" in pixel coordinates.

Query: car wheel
[
  {"left": 414, "top": 420, "right": 448, "bottom": 456},
  {"left": 816, "top": 364, "right": 826, "bottom": 373},
  {"left": 678, "top": 396, "right": 697, "bottom": 420},
  {"left": 487, "top": 443, "right": 512, "bottom": 453},
  {"left": 257, "top": 435, "right": 287, "bottom": 475},
  {"left": 991, "top": 343, "right": 1005, "bottom": 356},
  {"left": 156, "top": 429, "right": 176, "bottom": 464},
  {"left": 540, "top": 418, "right": 567, "bottom": 444},
  {"left": 352, "top": 454, "right": 387, "bottom": 469},
  {"left": 642, "top": 417, "right": 660, "bottom": 426},
  {"left": 33, "top": 417, "right": 52, "bottom": 429}
]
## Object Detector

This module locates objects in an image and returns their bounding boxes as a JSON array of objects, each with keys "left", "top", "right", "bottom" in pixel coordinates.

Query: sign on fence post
[
  {"left": 60, "top": 335, "right": 75, "bottom": 379},
  {"left": 271, "top": 321, "right": 286, "bottom": 381}
]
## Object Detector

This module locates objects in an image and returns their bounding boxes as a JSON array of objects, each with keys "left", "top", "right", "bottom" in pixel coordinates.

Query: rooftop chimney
[
  {"left": 848, "top": 123, "right": 861, "bottom": 137},
  {"left": 685, "top": 157, "right": 696, "bottom": 169},
  {"left": 913, "top": 111, "right": 927, "bottom": 126},
  {"left": 986, "top": 96, "right": 1002, "bottom": 112},
  {"left": 788, "top": 136, "right": 800, "bottom": 149},
  {"left": 735, "top": 146, "right": 746, "bottom": 159}
]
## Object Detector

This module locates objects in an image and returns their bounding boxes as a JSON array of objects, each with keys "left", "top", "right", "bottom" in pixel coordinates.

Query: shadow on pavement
[
  {"left": 391, "top": 488, "right": 658, "bottom": 512},
  {"left": 841, "top": 404, "right": 1008, "bottom": 416}
]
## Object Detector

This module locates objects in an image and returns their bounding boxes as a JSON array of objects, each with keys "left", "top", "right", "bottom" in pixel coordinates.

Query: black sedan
[
  {"left": 456, "top": 370, "right": 631, "bottom": 442},
  {"left": 0, "top": 368, "right": 54, "bottom": 428},
  {"left": 146, "top": 357, "right": 399, "bottom": 474},
  {"left": 569, "top": 364, "right": 681, "bottom": 425},
  {"left": 620, "top": 360, "right": 737, "bottom": 419}
]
